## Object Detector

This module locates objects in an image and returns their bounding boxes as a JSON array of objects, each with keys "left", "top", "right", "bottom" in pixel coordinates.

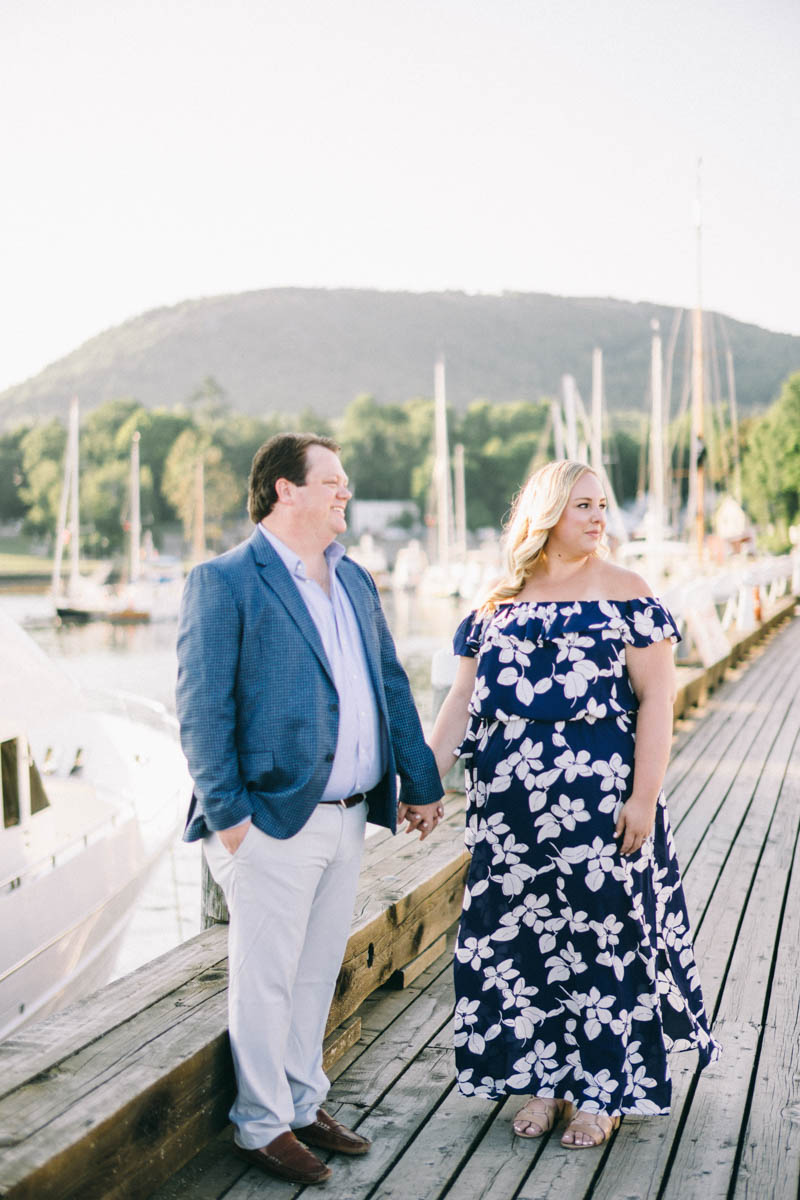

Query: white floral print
[{"left": 452, "top": 599, "right": 720, "bottom": 1117}]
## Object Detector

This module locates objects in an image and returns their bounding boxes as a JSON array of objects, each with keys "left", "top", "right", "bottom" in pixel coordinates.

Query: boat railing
[
  {"left": 81, "top": 686, "right": 180, "bottom": 735},
  {"left": 0, "top": 797, "right": 124, "bottom": 894}
]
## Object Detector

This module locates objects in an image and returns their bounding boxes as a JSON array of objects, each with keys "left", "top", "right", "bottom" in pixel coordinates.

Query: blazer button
[
  {"left": 325, "top": 752, "right": 335, "bottom": 762},
  {"left": 329, "top": 703, "right": 339, "bottom": 712}
]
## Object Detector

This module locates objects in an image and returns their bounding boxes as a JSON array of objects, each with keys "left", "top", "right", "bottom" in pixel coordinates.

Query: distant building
[
  {"left": 713, "top": 496, "right": 754, "bottom": 555},
  {"left": 348, "top": 499, "right": 420, "bottom": 539}
]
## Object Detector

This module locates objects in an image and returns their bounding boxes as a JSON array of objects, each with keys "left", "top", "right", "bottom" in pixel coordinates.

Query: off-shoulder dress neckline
[{"left": 494, "top": 596, "right": 663, "bottom": 609}]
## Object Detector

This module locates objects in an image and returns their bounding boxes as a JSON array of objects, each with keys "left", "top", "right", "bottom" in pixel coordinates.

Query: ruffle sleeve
[
  {"left": 453, "top": 610, "right": 487, "bottom": 657},
  {"left": 622, "top": 598, "right": 682, "bottom": 647}
]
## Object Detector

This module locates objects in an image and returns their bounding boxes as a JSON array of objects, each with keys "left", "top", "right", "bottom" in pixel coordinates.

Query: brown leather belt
[{"left": 320, "top": 792, "right": 367, "bottom": 809}]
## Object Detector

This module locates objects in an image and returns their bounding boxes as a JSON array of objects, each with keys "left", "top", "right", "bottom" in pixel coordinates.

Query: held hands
[
  {"left": 614, "top": 796, "right": 657, "bottom": 856},
  {"left": 397, "top": 800, "right": 445, "bottom": 841}
]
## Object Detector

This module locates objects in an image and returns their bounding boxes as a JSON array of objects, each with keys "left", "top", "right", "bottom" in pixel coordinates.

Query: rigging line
[
  {"left": 671, "top": 316, "right": 693, "bottom": 532},
  {"left": 663, "top": 309, "right": 685, "bottom": 531},
  {"left": 663, "top": 308, "right": 685, "bottom": 432},
  {"left": 716, "top": 315, "right": 743, "bottom": 504},
  {"left": 708, "top": 312, "right": 731, "bottom": 482}
]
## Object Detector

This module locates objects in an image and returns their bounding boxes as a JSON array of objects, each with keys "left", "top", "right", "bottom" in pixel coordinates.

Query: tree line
[{"left": 0, "top": 371, "right": 797, "bottom": 556}]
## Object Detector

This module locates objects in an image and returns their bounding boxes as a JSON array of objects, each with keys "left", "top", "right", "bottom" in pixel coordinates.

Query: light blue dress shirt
[{"left": 260, "top": 526, "right": 386, "bottom": 802}]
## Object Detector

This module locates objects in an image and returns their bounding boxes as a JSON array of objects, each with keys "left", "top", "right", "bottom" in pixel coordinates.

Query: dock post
[{"left": 201, "top": 857, "right": 229, "bottom": 928}]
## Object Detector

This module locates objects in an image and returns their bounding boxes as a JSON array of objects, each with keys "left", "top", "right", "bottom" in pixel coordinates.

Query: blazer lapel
[
  {"left": 337, "top": 557, "right": 384, "bottom": 695},
  {"left": 249, "top": 529, "right": 334, "bottom": 684}
]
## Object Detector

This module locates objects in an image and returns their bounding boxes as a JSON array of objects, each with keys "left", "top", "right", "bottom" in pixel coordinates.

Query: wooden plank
[
  {"left": 670, "top": 608, "right": 797, "bottom": 767},
  {"left": 0, "top": 966, "right": 229, "bottom": 1141},
  {"left": 330, "top": 968, "right": 455, "bottom": 1112},
  {"left": 659, "top": 1021, "right": 759, "bottom": 1200},
  {"left": 148, "top": 1128, "right": 244, "bottom": 1200},
  {"left": 148, "top": 931, "right": 459, "bottom": 1200},
  {"left": 0, "top": 806, "right": 466, "bottom": 1197},
  {"left": 443, "top": 1096, "right": 548, "bottom": 1200},
  {"left": 682, "top": 661, "right": 800, "bottom": 986},
  {"left": 0, "top": 995, "right": 233, "bottom": 1199},
  {"left": 734, "top": 762, "right": 800, "bottom": 1198},
  {"left": 0, "top": 923, "right": 228, "bottom": 1098},
  {"left": 386, "top": 933, "right": 447, "bottom": 988},
  {"left": 666, "top": 622, "right": 800, "bottom": 833},
  {"left": 515, "top": 1120, "right": 617, "bottom": 1200},
  {"left": 223, "top": 1044, "right": 456, "bottom": 1199},
  {"left": 0, "top": 875, "right": 448, "bottom": 1191},
  {"left": 666, "top": 624, "right": 792, "bottom": 800},
  {"left": 349, "top": 812, "right": 467, "bottom": 930},
  {"left": 590, "top": 1060, "right": 697, "bottom": 1200},
  {"left": 676, "top": 663, "right": 800, "bottom": 935},
  {"left": 354, "top": 791, "right": 465, "bottom": 880},
  {"left": 326, "top": 852, "right": 468, "bottom": 1032},
  {"left": 674, "top": 701, "right": 797, "bottom": 893},
  {"left": 589, "top": 623, "right": 800, "bottom": 1200},
  {"left": 525, "top": 617, "right": 800, "bottom": 1200},
  {"left": 367, "top": 1086, "right": 496, "bottom": 1200},
  {"left": 322, "top": 1015, "right": 362, "bottom": 1073},
  {"left": 658, "top": 693, "right": 800, "bottom": 1196}
]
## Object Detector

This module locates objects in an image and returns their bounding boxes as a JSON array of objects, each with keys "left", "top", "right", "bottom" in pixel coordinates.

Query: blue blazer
[{"left": 176, "top": 528, "right": 443, "bottom": 841}]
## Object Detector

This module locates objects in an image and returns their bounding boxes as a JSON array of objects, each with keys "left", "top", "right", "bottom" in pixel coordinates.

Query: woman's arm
[
  {"left": 616, "top": 639, "right": 676, "bottom": 855},
  {"left": 429, "top": 656, "right": 479, "bottom": 778},
  {"left": 397, "top": 651, "right": 477, "bottom": 840}
]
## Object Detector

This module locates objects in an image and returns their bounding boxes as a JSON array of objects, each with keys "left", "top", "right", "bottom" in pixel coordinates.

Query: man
[{"left": 176, "top": 433, "right": 444, "bottom": 1185}]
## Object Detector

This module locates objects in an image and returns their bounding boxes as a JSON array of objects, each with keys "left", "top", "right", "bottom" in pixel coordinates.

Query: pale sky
[{"left": 2, "top": 0, "right": 798, "bottom": 394}]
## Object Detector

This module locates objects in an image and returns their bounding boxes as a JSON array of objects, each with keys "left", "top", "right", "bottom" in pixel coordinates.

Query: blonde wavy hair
[{"left": 479, "top": 460, "right": 605, "bottom": 614}]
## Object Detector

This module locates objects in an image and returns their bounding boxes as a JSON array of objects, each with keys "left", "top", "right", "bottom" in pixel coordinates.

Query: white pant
[{"left": 204, "top": 801, "right": 367, "bottom": 1148}]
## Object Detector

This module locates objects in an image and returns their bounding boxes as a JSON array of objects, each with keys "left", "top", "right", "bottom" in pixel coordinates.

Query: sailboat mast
[
  {"left": 52, "top": 398, "right": 77, "bottom": 598},
  {"left": 721, "top": 331, "right": 742, "bottom": 505},
  {"left": 551, "top": 399, "right": 566, "bottom": 460},
  {"left": 68, "top": 397, "right": 80, "bottom": 593},
  {"left": 433, "top": 356, "right": 453, "bottom": 565},
  {"left": 691, "top": 157, "right": 705, "bottom": 557},
  {"left": 453, "top": 442, "right": 467, "bottom": 559},
  {"left": 650, "top": 321, "right": 665, "bottom": 546},
  {"left": 591, "top": 348, "right": 604, "bottom": 475},
  {"left": 129, "top": 431, "right": 141, "bottom": 584},
  {"left": 562, "top": 375, "right": 578, "bottom": 460}
]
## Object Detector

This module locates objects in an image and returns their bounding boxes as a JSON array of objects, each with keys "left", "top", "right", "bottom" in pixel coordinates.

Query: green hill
[{"left": 2, "top": 288, "right": 798, "bottom": 424}]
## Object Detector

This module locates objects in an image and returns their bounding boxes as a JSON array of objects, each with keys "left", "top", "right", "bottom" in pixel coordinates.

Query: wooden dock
[
  {"left": 157, "top": 609, "right": 800, "bottom": 1200},
  {"left": 2, "top": 601, "right": 799, "bottom": 1199}
]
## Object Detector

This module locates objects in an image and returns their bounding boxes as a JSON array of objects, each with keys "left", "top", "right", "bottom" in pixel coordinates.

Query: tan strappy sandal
[
  {"left": 512, "top": 1096, "right": 564, "bottom": 1138},
  {"left": 560, "top": 1108, "right": 620, "bottom": 1148}
]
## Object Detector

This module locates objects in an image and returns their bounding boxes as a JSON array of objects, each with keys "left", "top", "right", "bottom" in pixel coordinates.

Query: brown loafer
[
  {"left": 234, "top": 1131, "right": 332, "bottom": 1184},
  {"left": 294, "top": 1107, "right": 372, "bottom": 1156}
]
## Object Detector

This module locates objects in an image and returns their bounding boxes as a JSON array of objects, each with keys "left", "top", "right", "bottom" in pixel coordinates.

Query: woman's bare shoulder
[{"left": 593, "top": 560, "right": 653, "bottom": 601}]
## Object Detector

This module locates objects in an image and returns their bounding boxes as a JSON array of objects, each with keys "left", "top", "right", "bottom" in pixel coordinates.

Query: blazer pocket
[{"left": 239, "top": 749, "right": 275, "bottom": 791}]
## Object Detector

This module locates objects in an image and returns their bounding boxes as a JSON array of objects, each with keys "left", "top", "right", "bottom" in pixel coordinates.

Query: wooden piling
[{"left": 200, "top": 855, "right": 229, "bottom": 928}]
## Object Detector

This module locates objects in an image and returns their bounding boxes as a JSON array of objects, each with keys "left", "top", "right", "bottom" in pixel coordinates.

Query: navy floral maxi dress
[{"left": 452, "top": 598, "right": 720, "bottom": 1116}]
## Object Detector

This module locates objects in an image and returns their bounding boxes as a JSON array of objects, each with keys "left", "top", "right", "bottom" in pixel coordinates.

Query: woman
[{"left": 430, "top": 460, "right": 720, "bottom": 1148}]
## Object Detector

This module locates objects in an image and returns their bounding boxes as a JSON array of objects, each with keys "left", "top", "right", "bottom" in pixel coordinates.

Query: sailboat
[
  {"left": 52, "top": 401, "right": 184, "bottom": 623},
  {"left": 113, "top": 431, "right": 185, "bottom": 622},
  {"left": 51, "top": 398, "right": 115, "bottom": 622}
]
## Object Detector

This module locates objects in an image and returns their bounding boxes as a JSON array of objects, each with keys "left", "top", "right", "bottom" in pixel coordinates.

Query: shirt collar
[{"left": 259, "top": 524, "right": 345, "bottom": 581}]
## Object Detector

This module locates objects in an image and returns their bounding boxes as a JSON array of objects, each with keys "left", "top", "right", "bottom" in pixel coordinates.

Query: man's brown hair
[{"left": 247, "top": 432, "right": 340, "bottom": 522}]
